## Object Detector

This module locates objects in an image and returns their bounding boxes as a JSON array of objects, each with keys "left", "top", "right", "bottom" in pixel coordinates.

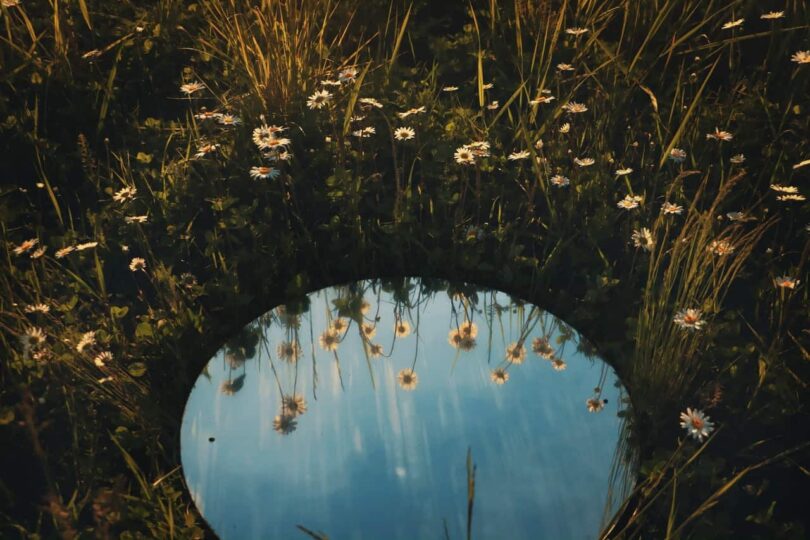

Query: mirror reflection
[{"left": 181, "top": 278, "right": 631, "bottom": 539}]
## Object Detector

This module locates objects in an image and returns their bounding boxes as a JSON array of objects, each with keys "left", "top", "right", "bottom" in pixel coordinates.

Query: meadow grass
[{"left": 0, "top": 0, "right": 807, "bottom": 537}]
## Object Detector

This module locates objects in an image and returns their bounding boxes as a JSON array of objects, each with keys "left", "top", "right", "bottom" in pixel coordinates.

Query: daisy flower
[
  {"left": 705, "top": 128, "right": 733, "bottom": 141},
  {"left": 726, "top": 212, "right": 748, "bottom": 222},
  {"left": 777, "top": 194, "right": 806, "bottom": 202},
  {"left": 76, "top": 331, "right": 96, "bottom": 353},
  {"left": 394, "top": 127, "right": 415, "bottom": 141},
  {"left": 617, "top": 195, "right": 643, "bottom": 209},
  {"left": 216, "top": 114, "right": 241, "bottom": 126},
  {"left": 306, "top": 89, "right": 332, "bottom": 109},
  {"left": 615, "top": 168, "right": 633, "bottom": 176},
  {"left": 467, "top": 141, "right": 490, "bottom": 157},
  {"left": 24, "top": 303, "right": 50, "bottom": 314},
  {"left": 249, "top": 166, "right": 280, "bottom": 180},
  {"left": 565, "top": 27, "right": 588, "bottom": 36},
  {"left": 454, "top": 146, "right": 476, "bottom": 165},
  {"left": 791, "top": 51, "right": 810, "bottom": 64},
  {"left": 358, "top": 97, "right": 383, "bottom": 108},
  {"left": 397, "top": 106, "right": 426, "bottom": 119},
  {"left": 180, "top": 81, "right": 205, "bottom": 95},
  {"left": 486, "top": 100, "right": 499, "bottom": 110},
  {"left": 770, "top": 184, "right": 798, "bottom": 193},
  {"left": 708, "top": 239, "right": 735, "bottom": 256},
  {"left": 574, "top": 157, "right": 595, "bottom": 167},
  {"left": 113, "top": 186, "right": 137, "bottom": 203},
  {"left": 661, "top": 202, "right": 684, "bottom": 215},
  {"left": 129, "top": 257, "right": 147, "bottom": 272},
  {"left": 195, "top": 110, "right": 220, "bottom": 121},
  {"left": 124, "top": 215, "right": 148, "bottom": 224},
  {"left": 351, "top": 127, "right": 376, "bottom": 138},
  {"left": 25, "top": 327, "right": 47, "bottom": 348},
  {"left": 774, "top": 276, "right": 799, "bottom": 289},
  {"left": 679, "top": 408, "right": 714, "bottom": 441},
  {"left": 562, "top": 101, "right": 588, "bottom": 113},
  {"left": 252, "top": 124, "right": 286, "bottom": 149},
  {"left": 632, "top": 228, "right": 655, "bottom": 251},
  {"left": 55, "top": 246, "right": 76, "bottom": 258},
  {"left": 490, "top": 368, "right": 509, "bottom": 385},
  {"left": 559, "top": 123, "right": 571, "bottom": 134},
  {"left": 508, "top": 150, "right": 531, "bottom": 161},
  {"left": 505, "top": 342, "right": 527, "bottom": 364},
  {"left": 556, "top": 63, "right": 575, "bottom": 72},
  {"left": 75, "top": 242, "right": 98, "bottom": 251},
  {"left": 397, "top": 369, "right": 418, "bottom": 391},
  {"left": 94, "top": 351, "right": 112, "bottom": 367},
  {"left": 721, "top": 18, "right": 744, "bottom": 30},
  {"left": 673, "top": 308, "right": 706, "bottom": 330},
  {"left": 321, "top": 79, "right": 342, "bottom": 86},
  {"left": 194, "top": 142, "right": 219, "bottom": 159},
  {"left": 30, "top": 246, "right": 47, "bottom": 259},
  {"left": 760, "top": 11, "right": 784, "bottom": 20},
  {"left": 338, "top": 66, "right": 358, "bottom": 82},
  {"left": 12, "top": 238, "right": 38, "bottom": 255},
  {"left": 529, "top": 95, "right": 555, "bottom": 105},
  {"left": 550, "top": 174, "right": 570, "bottom": 187},
  {"left": 481, "top": 82, "right": 494, "bottom": 90},
  {"left": 729, "top": 154, "right": 745, "bottom": 164},
  {"left": 442, "top": 86, "right": 459, "bottom": 92},
  {"left": 394, "top": 320, "right": 411, "bottom": 338},
  {"left": 669, "top": 148, "right": 687, "bottom": 162}
]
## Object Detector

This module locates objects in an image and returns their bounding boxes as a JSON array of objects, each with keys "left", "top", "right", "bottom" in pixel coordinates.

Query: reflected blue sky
[{"left": 181, "top": 280, "right": 629, "bottom": 539}]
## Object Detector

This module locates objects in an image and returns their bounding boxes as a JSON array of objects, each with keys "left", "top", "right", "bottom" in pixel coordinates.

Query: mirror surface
[{"left": 181, "top": 278, "right": 631, "bottom": 539}]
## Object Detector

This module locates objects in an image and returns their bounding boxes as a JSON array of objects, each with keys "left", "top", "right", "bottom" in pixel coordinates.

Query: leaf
[
  {"left": 127, "top": 362, "right": 147, "bottom": 377},
  {"left": 135, "top": 322, "right": 153, "bottom": 340},
  {"left": 110, "top": 306, "right": 129, "bottom": 319}
]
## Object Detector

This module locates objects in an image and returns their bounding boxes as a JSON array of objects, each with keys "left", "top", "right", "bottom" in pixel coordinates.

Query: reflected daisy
[
  {"left": 394, "top": 320, "right": 411, "bottom": 338},
  {"left": 448, "top": 328, "right": 462, "bottom": 348},
  {"left": 490, "top": 368, "right": 509, "bottom": 385},
  {"left": 506, "top": 342, "right": 527, "bottom": 364},
  {"left": 361, "top": 323, "right": 377, "bottom": 340},
  {"left": 679, "top": 407, "right": 714, "bottom": 441},
  {"left": 586, "top": 397, "right": 606, "bottom": 412},
  {"left": 459, "top": 321, "right": 478, "bottom": 339},
  {"left": 532, "top": 337, "right": 554, "bottom": 359},
  {"left": 397, "top": 369, "right": 418, "bottom": 391},
  {"left": 282, "top": 394, "right": 308, "bottom": 417},
  {"left": 277, "top": 341, "right": 300, "bottom": 363},
  {"left": 273, "top": 414, "right": 297, "bottom": 435},
  {"left": 369, "top": 343, "right": 384, "bottom": 358},
  {"left": 330, "top": 318, "right": 348, "bottom": 334},
  {"left": 318, "top": 329, "right": 339, "bottom": 351},
  {"left": 551, "top": 358, "right": 567, "bottom": 371},
  {"left": 673, "top": 308, "right": 706, "bottom": 331}
]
